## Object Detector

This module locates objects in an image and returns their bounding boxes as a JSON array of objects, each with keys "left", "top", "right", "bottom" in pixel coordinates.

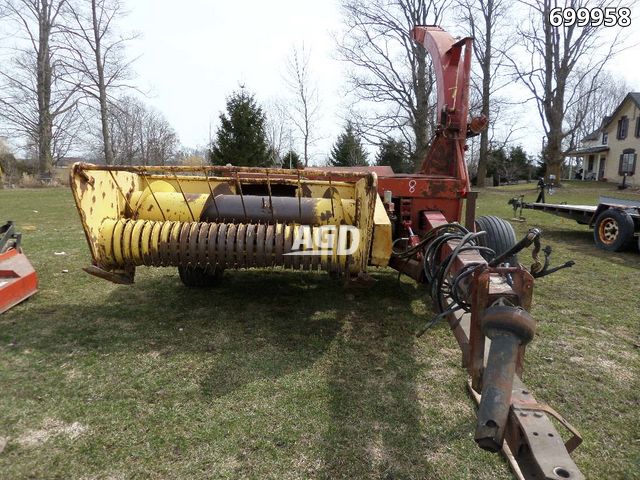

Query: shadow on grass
[
  {"left": 26, "top": 271, "right": 344, "bottom": 391},
  {"left": 18, "top": 269, "right": 458, "bottom": 477},
  {"left": 318, "top": 307, "right": 441, "bottom": 480},
  {"left": 536, "top": 228, "right": 640, "bottom": 270}
]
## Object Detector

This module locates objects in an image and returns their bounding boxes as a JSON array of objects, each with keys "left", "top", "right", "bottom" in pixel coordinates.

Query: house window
[
  {"left": 635, "top": 117, "right": 640, "bottom": 138},
  {"left": 616, "top": 116, "right": 628, "bottom": 139},
  {"left": 619, "top": 149, "right": 637, "bottom": 176},
  {"left": 602, "top": 131, "right": 608, "bottom": 144},
  {"left": 588, "top": 155, "right": 594, "bottom": 171}
]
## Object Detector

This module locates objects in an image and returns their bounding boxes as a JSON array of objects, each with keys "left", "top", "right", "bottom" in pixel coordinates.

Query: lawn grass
[{"left": 0, "top": 182, "right": 638, "bottom": 479}]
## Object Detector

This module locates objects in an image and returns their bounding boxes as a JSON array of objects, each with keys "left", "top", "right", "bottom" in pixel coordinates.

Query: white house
[{"left": 567, "top": 92, "right": 640, "bottom": 186}]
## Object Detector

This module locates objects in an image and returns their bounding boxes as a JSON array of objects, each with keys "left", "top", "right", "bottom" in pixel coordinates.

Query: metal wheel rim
[{"left": 599, "top": 218, "right": 619, "bottom": 245}]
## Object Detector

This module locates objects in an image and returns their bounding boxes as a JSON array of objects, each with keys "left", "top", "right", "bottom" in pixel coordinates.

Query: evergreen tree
[
  {"left": 209, "top": 88, "right": 270, "bottom": 167},
  {"left": 487, "top": 147, "right": 507, "bottom": 186},
  {"left": 375, "top": 138, "right": 410, "bottom": 173},
  {"left": 508, "top": 146, "right": 531, "bottom": 176},
  {"left": 329, "top": 122, "right": 368, "bottom": 167},
  {"left": 487, "top": 145, "right": 533, "bottom": 184},
  {"left": 281, "top": 150, "right": 302, "bottom": 169}
]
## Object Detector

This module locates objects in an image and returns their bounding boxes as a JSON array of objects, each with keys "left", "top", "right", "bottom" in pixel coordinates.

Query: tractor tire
[
  {"left": 178, "top": 265, "right": 224, "bottom": 288},
  {"left": 475, "top": 215, "right": 518, "bottom": 266},
  {"left": 593, "top": 209, "right": 635, "bottom": 252}
]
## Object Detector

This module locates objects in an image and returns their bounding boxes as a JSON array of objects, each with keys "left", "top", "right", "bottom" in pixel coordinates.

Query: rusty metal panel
[
  {"left": 370, "top": 195, "right": 392, "bottom": 267},
  {"left": 0, "top": 248, "right": 38, "bottom": 314}
]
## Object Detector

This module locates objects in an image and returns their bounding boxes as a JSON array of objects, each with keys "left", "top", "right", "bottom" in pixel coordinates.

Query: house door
[{"left": 598, "top": 156, "right": 606, "bottom": 180}]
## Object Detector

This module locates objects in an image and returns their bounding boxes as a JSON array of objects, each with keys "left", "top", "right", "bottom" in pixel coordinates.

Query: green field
[{"left": 0, "top": 182, "right": 639, "bottom": 479}]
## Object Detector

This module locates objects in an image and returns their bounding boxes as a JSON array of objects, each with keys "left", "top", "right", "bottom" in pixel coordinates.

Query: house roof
[
  {"left": 582, "top": 129, "right": 600, "bottom": 142},
  {"left": 580, "top": 92, "right": 639, "bottom": 142},
  {"left": 566, "top": 145, "right": 609, "bottom": 156},
  {"left": 582, "top": 114, "right": 613, "bottom": 141},
  {"left": 601, "top": 92, "right": 640, "bottom": 129}
]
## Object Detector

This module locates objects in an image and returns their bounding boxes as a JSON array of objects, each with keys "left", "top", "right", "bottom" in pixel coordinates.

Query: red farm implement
[
  {"left": 0, "top": 221, "right": 38, "bottom": 314},
  {"left": 69, "top": 26, "right": 584, "bottom": 479}
]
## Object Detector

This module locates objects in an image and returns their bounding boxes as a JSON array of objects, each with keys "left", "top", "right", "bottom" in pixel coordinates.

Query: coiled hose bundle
[{"left": 392, "top": 223, "right": 497, "bottom": 336}]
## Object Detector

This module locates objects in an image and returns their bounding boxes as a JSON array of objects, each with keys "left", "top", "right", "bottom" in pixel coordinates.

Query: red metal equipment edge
[{"left": 0, "top": 247, "right": 38, "bottom": 314}]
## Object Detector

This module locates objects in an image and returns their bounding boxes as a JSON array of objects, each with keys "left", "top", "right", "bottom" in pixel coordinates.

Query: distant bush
[
  {"left": 53, "top": 167, "right": 70, "bottom": 186},
  {"left": 19, "top": 173, "right": 42, "bottom": 188},
  {"left": 0, "top": 154, "right": 40, "bottom": 185}
]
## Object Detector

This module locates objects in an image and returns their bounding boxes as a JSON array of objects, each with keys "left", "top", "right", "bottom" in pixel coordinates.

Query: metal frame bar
[
  {"left": 74, "top": 162, "right": 375, "bottom": 182},
  {"left": 173, "top": 174, "right": 196, "bottom": 222},
  {"left": 421, "top": 210, "right": 583, "bottom": 480},
  {"left": 0, "top": 221, "right": 18, "bottom": 253}
]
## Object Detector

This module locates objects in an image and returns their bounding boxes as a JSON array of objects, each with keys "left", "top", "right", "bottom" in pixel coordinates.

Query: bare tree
[
  {"left": 284, "top": 44, "right": 320, "bottom": 167},
  {"left": 138, "top": 107, "right": 178, "bottom": 166},
  {"left": 508, "top": 0, "right": 633, "bottom": 183},
  {"left": 264, "top": 98, "right": 292, "bottom": 167},
  {"left": 458, "top": 0, "right": 512, "bottom": 186},
  {"left": 107, "top": 95, "right": 141, "bottom": 164},
  {"left": 62, "top": 0, "right": 137, "bottom": 165},
  {"left": 0, "top": 0, "right": 82, "bottom": 173},
  {"left": 0, "top": 137, "right": 9, "bottom": 155},
  {"left": 566, "top": 69, "right": 628, "bottom": 146},
  {"left": 105, "top": 96, "right": 177, "bottom": 166},
  {"left": 336, "top": 0, "right": 450, "bottom": 168}
]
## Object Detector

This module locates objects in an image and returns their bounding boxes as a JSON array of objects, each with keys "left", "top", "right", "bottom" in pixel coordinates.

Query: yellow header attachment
[{"left": 70, "top": 163, "right": 392, "bottom": 284}]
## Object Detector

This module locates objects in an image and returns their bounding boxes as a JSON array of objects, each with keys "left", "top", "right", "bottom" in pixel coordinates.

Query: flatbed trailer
[{"left": 513, "top": 196, "right": 640, "bottom": 252}]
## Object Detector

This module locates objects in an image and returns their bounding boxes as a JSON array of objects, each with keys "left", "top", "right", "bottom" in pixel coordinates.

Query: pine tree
[
  {"left": 375, "top": 138, "right": 410, "bottom": 173},
  {"left": 209, "top": 88, "right": 270, "bottom": 167},
  {"left": 329, "top": 123, "right": 368, "bottom": 167},
  {"left": 281, "top": 150, "right": 302, "bottom": 169}
]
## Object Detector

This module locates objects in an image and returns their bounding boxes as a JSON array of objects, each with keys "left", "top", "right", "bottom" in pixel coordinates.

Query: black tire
[
  {"left": 593, "top": 209, "right": 635, "bottom": 252},
  {"left": 178, "top": 265, "right": 224, "bottom": 288},
  {"left": 475, "top": 215, "right": 518, "bottom": 266}
]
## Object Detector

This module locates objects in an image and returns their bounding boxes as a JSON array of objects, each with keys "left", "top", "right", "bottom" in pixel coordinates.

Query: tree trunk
[
  {"left": 92, "top": 0, "right": 114, "bottom": 165},
  {"left": 543, "top": 130, "right": 564, "bottom": 185},
  {"left": 412, "top": 44, "right": 430, "bottom": 171},
  {"left": 541, "top": 0, "right": 564, "bottom": 186},
  {"left": 37, "top": 1, "right": 53, "bottom": 174},
  {"left": 476, "top": 0, "right": 493, "bottom": 188},
  {"left": 477, "top": 131, "right": 488, "bottom": 187},
  {"left": 38, "top": 112, "right": 53, "bottom": 174},
  {"left": 303, "top": 128, "right": 309, "bottom": 168}
]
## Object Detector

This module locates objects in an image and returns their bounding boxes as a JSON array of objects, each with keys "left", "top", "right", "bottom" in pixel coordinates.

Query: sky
[
  {"left": 122, "top": 0, "right": 347, "bottom": 163},
  {"left": 2, "top": 0, "right": 640, "bottom": 162}
]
